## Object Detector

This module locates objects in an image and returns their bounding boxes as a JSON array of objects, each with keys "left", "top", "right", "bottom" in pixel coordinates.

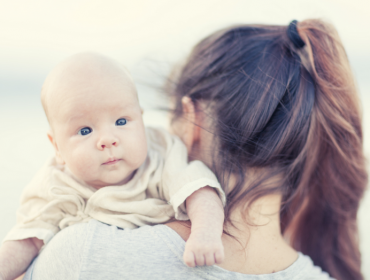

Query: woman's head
[
  {"left": 171, "top": 22, "right": 316, "bottom": 187},
  {"left": 168, "top": 19, "right": 368, "bottom": 280}
]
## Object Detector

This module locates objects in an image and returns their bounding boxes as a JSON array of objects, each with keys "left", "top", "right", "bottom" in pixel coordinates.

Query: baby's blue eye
[
  {"left": 78, "top": 127, "right": 92, "bottom": 136},
  {"left": 116, "top": 118, "right": 127, "bottom": 126}
]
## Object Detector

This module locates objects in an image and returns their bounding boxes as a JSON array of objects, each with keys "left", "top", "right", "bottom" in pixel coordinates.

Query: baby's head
[{"left": 41, "top": 53, "right": 147, "bottom": 188}]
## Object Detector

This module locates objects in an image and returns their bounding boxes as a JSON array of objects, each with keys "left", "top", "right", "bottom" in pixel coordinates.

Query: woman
[{"left": 24, "top": 19, "right": 367, "bottom": 280}]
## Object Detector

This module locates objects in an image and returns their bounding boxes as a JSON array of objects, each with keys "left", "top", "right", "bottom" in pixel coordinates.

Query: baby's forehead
[{"left": 42, "top": 53, "right": 138, "bottom": 123}]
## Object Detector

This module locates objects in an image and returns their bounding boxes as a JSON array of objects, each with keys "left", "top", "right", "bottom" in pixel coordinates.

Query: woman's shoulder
[{"left": 290, "top": 253, "right": 336, "bottom": 280}]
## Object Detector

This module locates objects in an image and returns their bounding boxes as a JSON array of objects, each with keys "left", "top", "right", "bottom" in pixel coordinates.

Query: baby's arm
[
  {"left": 0, "top": 238, "right": 43, "bottom": 280},
  {"left": 184, "top": 186, "right": 225, "bottom": 267}
]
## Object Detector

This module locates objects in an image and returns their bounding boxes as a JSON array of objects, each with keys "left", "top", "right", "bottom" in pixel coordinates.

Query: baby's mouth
[{"left": 102, "top": 158, "right": 122, "bottom": 165}]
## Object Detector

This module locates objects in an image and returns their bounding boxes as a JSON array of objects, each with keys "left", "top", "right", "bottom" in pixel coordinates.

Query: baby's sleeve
[
  {"left": 3, "top": 160, "right": 63, "bottom": 245},
  {"left": 146, "top": 128, "right": 226, "bottom": 220}
]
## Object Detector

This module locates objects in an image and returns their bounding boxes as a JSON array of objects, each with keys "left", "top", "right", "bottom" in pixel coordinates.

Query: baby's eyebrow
[
  {"left": 64, "top": 113, "right": 85, "bottom": 124},
  {"left": 63, "top": 103, "right": 139, "bottom": 123}
]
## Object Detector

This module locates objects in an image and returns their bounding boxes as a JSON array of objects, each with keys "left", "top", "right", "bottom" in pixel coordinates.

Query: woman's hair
[{"left": 167, "top": 19, "right": 368, "bottom": 279}]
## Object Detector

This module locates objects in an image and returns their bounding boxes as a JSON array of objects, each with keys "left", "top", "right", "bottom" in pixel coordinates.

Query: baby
[{"left": 0, "top": 53, "right": 225, "bottom": 280}]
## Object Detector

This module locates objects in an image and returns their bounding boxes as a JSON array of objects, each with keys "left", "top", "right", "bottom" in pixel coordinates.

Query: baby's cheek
[
  {"left": 68, "top": 148, "right": 97, "bottom": 181},
  {"left": 129, "top": 138, "right": 147, "bottom": 168}
]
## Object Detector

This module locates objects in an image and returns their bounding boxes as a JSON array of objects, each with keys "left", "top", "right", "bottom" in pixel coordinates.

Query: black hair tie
[{"left": 287, "top": 20, "right": 305, "bottom": 49}]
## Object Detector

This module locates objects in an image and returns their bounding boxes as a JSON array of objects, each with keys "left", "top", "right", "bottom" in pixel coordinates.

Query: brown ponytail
[
  {"left": 282, "top": 20, "right": 368, "bottom": 280},
  {"left": 169, "top": 19, "right": 368, "bottom": 280}
]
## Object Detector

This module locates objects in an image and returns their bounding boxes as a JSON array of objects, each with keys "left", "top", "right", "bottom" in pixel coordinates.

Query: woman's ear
[
  {"left": 47, "top": 131, "right": 65, "bottom": 165},
  {"left": 181, "top": 96, "right": 201, "bottom": 152}
]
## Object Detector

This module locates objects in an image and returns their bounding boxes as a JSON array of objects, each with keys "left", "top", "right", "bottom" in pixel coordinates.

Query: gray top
[{"left": 24, "top": 219, "right": 334, "bottom": 280}]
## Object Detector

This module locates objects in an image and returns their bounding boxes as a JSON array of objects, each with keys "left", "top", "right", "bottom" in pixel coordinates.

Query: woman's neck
[
  {"left": 166, "top": 169, "right": 298, "bottom": 275},
  {"left": 219, "top": 193, "right": 298, "bottom": 274}
]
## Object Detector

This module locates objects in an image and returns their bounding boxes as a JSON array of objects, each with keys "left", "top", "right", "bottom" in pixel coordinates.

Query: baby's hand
[{"left": 183, "top": 229, "right": 224, "bottom": 267}]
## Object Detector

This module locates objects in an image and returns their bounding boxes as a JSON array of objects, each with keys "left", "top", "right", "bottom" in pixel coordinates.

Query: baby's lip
[{"left": 102, "top": 158, "right": 122, "bottom": 165}]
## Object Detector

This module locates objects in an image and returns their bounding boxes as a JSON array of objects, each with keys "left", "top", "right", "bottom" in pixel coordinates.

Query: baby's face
[{"left": 47, "top": 58, "right": 147, "bottom": 188}]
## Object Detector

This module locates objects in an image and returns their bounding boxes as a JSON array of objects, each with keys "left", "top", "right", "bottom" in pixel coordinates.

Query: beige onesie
[{"left": 4, "top": 127, "right": 225, "bottom": 245}]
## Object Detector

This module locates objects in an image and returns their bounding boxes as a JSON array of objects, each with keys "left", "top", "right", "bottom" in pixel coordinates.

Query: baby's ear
[{"left": 47, "top": 131, "right": 65, "bottom": 165}]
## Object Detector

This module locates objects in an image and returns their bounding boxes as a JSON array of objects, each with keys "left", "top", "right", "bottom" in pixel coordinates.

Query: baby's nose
[
  {"left": 101, "top": 142, "right": 116, "bottom": 149},
  {"left": 97, "top": 135, "right": 118, "bottom": 150}
]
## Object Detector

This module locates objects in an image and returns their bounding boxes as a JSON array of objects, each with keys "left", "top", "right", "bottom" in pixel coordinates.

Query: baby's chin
[{"left": 87, "top": 173, "right": 135, "bottom": 189}]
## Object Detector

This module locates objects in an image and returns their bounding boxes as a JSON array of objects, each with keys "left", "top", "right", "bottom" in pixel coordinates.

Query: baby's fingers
[
  {"left": 183, "top": 249, "right": 196, "bottom": 267},
  {"left": 195, "top": 253, "right": 205, "bottom": 266},
  {"left": 205, "top": 252, "right": 216, "bottom": 266},
  {"left": 214, "top": 248, "right": 225, "bottom": 264}
]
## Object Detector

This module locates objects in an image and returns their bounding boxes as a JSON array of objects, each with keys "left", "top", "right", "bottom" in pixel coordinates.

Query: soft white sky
[
  {"left": 1, "top": 0, "right": 370, "bottom": 82},
  {"left": 1, "top": 0, "right": 369, "bottom": 147}
]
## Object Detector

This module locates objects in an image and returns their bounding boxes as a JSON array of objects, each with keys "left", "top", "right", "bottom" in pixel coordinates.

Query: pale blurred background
[{"left": 0, "top": 0, "right": 369, "bottom": 277}]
